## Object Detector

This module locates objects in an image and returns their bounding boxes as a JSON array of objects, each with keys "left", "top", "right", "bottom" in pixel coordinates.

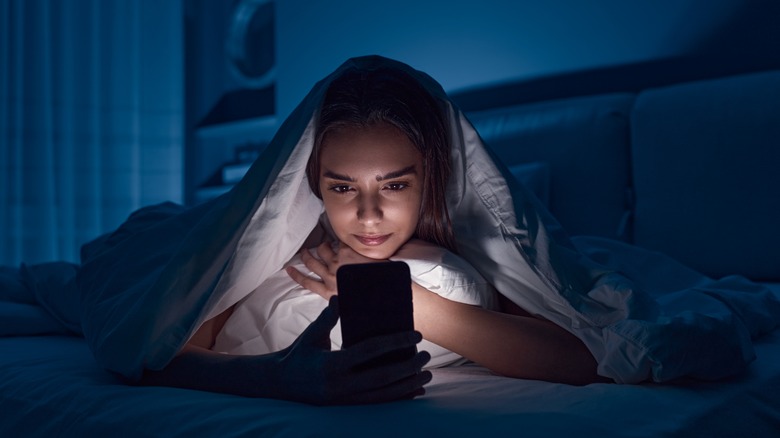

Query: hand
[
  {"left": 274, "top": 296, "right": 432, "bottom": 405},
  {"left": 145, "top": 297, "right": 432, "bottom": 404},
  {"left": 286, "top": 241, "right": 379, "bottom": 299}
]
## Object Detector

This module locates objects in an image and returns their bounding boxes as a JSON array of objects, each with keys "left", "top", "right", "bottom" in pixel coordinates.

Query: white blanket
[
  {"left": 71, "top": 55, "right": 780, "bottom": 383},
  {"left": 214, "top": 237, "right": 497, "bottom": 369}
]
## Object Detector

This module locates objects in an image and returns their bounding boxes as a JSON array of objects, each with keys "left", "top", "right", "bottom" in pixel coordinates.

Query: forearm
[
  {"left": 412, "top": 285, "right": 606, "bottom": 385},
  {"left": 139, "top": 345, "right": 285, "bottom": 399},
  {"left": 138, "top": 298, "right": 432, "bottom": 405}
]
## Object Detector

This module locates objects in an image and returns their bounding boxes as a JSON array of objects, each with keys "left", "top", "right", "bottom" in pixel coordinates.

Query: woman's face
[{"left": 319, "top": 122, "right": 424, "bottom": 260}]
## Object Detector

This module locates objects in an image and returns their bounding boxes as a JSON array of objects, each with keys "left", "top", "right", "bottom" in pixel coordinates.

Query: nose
[{"left": 357, "top": 192, "right": 383, "bottom": 225}]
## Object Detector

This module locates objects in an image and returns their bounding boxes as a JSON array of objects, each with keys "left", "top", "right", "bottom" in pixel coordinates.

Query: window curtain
[{"left": 0, "top": 0, "right": 183, "bottom": 266}]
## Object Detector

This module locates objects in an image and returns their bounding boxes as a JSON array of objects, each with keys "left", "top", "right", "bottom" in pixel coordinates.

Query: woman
[
  {"left": 206, "top": 66, "right": 496, "bottom": 371},
  {"left": 139, "top": 60, "right": 603, "bottom": 403},
  {"left": 141, "top": 60, "right": 594, "bottom": 403},
  {"left": 285, "top": 64, "right": 601, "bottom": 384}
]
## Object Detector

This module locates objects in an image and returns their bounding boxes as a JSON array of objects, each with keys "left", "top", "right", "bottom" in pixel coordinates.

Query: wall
[{"left": 274, "top": 0, "right": 769, "bottom": 119}]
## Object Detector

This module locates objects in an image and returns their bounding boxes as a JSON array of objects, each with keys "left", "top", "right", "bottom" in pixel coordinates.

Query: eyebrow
[
  {"left": 377, "top": 165, "right": 418, "bottom": 181},
  {"left": 322, "top": 165, "right": 418, "bottom": 182}
]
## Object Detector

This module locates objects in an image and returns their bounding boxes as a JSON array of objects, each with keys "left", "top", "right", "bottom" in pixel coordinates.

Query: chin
[
  {"left": 352, "top": 244, "right": 400, "bottom": 261},
  {"left": 357, "top": 248, "right": 394, "bottom": 260}
]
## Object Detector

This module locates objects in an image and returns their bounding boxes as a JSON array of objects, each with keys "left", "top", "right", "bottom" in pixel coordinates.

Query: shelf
[{"left": 195, "top": 115, "right": 278, "bottom": 139}]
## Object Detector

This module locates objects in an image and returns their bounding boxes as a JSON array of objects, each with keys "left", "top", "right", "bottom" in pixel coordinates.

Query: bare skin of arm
[
  {"left": 186, "top": 305, "right": 234, "bottom": 349},
  {"left": 139, "top": 297, "right": 432, "bottom": 404},
  {"left": 288, "top": 241, "right": 609, "bottom": 386},
  {"left": 411, "top": 284, "right": 607, "bottom": 385}
]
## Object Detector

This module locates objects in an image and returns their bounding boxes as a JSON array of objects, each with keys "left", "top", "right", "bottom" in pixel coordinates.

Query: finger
[
  {"left": 337, "top": 370, "right": 433, "bottom": 405},
  {"left": 349, "top": 349, "right": 431, "bottom": 388},
  {"left": 316, "top": 241, "right": 337, "bottom": 267},
  {"left": 340, "top": 331, "right": 424, "bottom": 368},
  {"left": 298, "top": 296, "right": 340, "bottom": 347},
  {"left": 301, "top": 249, "right": 332, "bottom": 279},
  {"left": 300, "top": 251, "right": 338, "bottom": 296},
  {"left": 288, "top": 265, "right": 337, "bottom": 300},
  {"left": 285, "top": 266, "right": 330, "bottom": 297},
  {"left": 285, "top": 265, "right": 306, "bottom": 286},
  {"left": 321, "top": 332, "right": 427, "bottom": 387}
]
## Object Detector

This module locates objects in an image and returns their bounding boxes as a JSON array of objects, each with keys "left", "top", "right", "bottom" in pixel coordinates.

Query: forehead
[{"left": 319, "top": 123, "right": 422, "bottom": 173}]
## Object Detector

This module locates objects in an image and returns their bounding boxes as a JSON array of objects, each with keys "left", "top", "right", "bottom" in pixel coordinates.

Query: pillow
[
  {"left": 0, "top": 263, "right": 80, "bottom": 336},
  {"left": 467, "top": 93, "right": 634, "bottom": 240},
  {"left": 632, "top": 71, "right": 780, "bottom": 280},
  {"left": 0, "top": 266, "right": 31, "bottom": 304},
  {"left": 508, "top": 161, "right": 551, "bottom": 207},
  {"left": 213, "top": 239, "right": 497, "bottom": 369},
  {"left": 23, "top": 262, "right": 81, "bottom": 335}
]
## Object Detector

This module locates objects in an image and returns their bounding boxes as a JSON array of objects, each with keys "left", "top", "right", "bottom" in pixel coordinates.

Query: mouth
[{"left": 354, "top": 234, "right": 391, "bottom": 246}]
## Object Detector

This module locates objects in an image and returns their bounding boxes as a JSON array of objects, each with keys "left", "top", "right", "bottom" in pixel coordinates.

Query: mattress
[{"left": 2, "top": 329, "right": 779, "bottom": 437}]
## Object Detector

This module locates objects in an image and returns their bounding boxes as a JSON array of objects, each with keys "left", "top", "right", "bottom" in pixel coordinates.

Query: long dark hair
[{"left": 307, "top": 65, "right": 457, "bottom": 253}]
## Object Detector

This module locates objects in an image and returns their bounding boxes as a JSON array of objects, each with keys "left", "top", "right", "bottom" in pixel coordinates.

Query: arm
[
  {"left": 139, "top": 297, "right": 432, "bottom": 405},
  {"left": 290, "top": 241, "right": 608, "bottom": 386},
  {"left": 410, "top": 284, "right": 608, "bottom": 385}
]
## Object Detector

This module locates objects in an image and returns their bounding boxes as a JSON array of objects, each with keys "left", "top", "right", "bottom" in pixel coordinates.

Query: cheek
[
  {"left": 322, "top": 196, "right": 352, "bottom": 229},
  {"left": 391, "top": 193, "right": 422, "bottom": 230}
]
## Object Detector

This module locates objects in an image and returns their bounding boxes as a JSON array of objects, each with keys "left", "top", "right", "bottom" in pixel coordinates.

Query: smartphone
[{"left": 337, "top": 261, "right": 416, "bottom": 367}]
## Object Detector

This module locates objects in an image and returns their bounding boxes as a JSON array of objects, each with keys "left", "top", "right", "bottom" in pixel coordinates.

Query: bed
[
  {"left": 2, "top": 325, "right": 780, "bottom": 437},
  {"left": 3, "top": 56, "right": 780, "bottom": 436}
]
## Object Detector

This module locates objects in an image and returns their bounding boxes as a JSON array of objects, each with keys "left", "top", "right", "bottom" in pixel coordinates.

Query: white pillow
[{"left": 213, "top": 239, "right": 497, "bottom": 369}]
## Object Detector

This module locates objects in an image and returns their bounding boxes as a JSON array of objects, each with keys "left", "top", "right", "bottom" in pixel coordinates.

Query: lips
[{"left": 354, "top": 234, "right": 391, "bottom": 246}]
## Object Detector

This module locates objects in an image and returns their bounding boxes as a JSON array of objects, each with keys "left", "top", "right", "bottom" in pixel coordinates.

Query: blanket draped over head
[{"left": 71, "top": 56, "right": 780, "bottom": 384}]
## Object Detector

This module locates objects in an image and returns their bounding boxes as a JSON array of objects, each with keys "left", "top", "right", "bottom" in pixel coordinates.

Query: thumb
[{"left": 300, "top": 296, "right": 340, "bottom": 347}]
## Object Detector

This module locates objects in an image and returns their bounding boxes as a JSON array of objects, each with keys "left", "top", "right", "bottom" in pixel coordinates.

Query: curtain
[{"left": 0, "top": 0, "right": 183, "bottom": 266}]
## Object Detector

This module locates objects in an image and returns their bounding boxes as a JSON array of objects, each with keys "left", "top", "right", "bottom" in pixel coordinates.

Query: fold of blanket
[
  {"left": 1, "top": 263, "right": 80, "bottom": 336},
  {"left": 23, "top": 55, "right": 779, "bottom": 383}
]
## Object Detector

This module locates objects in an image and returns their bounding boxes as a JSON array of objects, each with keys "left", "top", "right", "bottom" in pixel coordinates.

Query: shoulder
[{"left": 391, "top": 239, "right": 497, "bottom": 309}]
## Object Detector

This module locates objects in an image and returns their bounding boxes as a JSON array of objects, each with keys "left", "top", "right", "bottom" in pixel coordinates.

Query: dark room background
[{"left": 2, "top": 0, "right": 778, "bottom": 266}]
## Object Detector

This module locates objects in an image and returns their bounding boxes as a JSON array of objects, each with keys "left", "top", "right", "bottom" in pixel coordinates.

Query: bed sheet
[{"left": 1, "top": 330, "right": 779, "bottom": 437}]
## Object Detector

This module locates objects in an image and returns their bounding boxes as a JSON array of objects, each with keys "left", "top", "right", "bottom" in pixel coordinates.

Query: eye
[
  {"left": 384, "top": 182, "right": 409, "bottom": 191},
  {"left": 328, "top": 184, "right": 353, "bottom": 194}
]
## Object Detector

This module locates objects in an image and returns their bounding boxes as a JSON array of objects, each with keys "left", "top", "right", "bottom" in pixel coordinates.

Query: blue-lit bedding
[
  {"left": 20, "top": 57, "right": 774, "bottom": 388},
  {"left": 1, "top": 327, "right": 779, "bottom": 436}
]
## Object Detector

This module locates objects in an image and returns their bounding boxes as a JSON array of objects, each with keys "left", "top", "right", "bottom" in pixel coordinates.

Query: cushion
[
  {"left": 0, "top": 263, "right": 80, "bottom": 336},
  {"left": 466, "top": 93, "right": 635, "bottom": 240},
  {"left": 508, "top": 161, "right": 551, "bottom": 207},
  {"left": 632, "top": 70, "right": 780, "bottom": 281}
]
